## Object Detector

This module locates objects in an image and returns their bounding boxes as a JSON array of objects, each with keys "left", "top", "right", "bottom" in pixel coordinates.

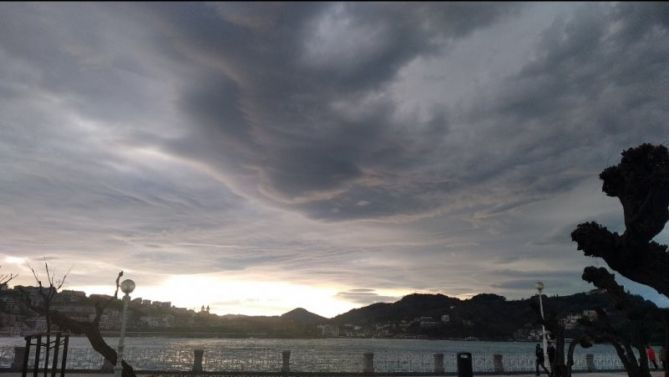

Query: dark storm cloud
[
  {"left": 423, "top": 3, "right": 669, "bottom": 224},
  {"left": 493, "top": 279, "right": 562, "bottom": 291},
  {"left": 471, "top": 4, "right": 668, "bottom": 145},
  {"left": 155, "top": 1, "right": 669, "bottom": 224},
  {"left": 532, "top": 210, "right": 625, "bottom": 247},
  {"left": 336, "top": 288, "right": 398, "bottom": 305},
  {"left": 490, "top": 268, "right": 587, "bottom": 291},
  {"left": 1, "top": 2, "right": 668, "bottom": 312},
  {"left": 138, "top": 2, "right": 521, "bottom": 218},
  {"left": 0, "top": 3, "right": 169, "bottom": 126}
]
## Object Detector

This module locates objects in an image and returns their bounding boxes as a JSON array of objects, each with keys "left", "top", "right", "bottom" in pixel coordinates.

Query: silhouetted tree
[
  {"left": 572, "top": 144, "right": 669, "bottom": 377},
  {"left": 17, "top": 261, "right": 67, "bottom": 376},
  {"left": 20, "top": 265, "right": 137, "bottom": 377},
  {"left": 0, "top": 266, "right": 17, "bottom": 315},
  {"left": 0, "top": 266, "right": 16, "bottom": 287},
  {"left": 531, "top": 297, "right": 592, "bottom": 377},
  {"left": 578, "top": 267, "right": 657, "bottom": 377},
  {"left": 19, "top": 262, "right": 68, "bottom": 334}
]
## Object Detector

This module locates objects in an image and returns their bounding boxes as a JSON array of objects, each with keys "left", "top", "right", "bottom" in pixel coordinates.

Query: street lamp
[
  {"left": 536, "top": 281, "right": 549, "bottom": 363},
  {"left": 115, "top": 279, "right": 135, "bottom": 377}
]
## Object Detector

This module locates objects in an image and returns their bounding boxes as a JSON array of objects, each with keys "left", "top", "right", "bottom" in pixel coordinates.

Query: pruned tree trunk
[
  {"left": 531, "top": 300, "right": 592, "bottom": 377},
  {"left": 664, "top": 311, "right": 669, "bottom": 377},
  {"left": 19, "top": 267, "right": 136, "bottom": 377},
  {"left": 49, "top": 311, "right": 136, "bottom": 377},
  {"left": 572, "top": 144, "right": 669, "bottom": 377},
  {"left": 572, "top": 144, "right": 669, "bottom": 303},
  {"left": 566, "top": 339, "right": 579, "bottom": 377}
]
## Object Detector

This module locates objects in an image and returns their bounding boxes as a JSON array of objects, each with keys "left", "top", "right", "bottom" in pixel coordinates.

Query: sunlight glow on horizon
[
  {"left": 67, "top": 274, "right": 408, "bottom": 318},
  {"left": 4, "top": 256, "right": 27, "bottom": 265},
  {"left": 5, "top": 2, "right": 667, "bottom": 313}
]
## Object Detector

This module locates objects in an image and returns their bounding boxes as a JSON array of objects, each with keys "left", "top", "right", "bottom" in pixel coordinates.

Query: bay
[{"left": 0, "top": 337, "right": 628, "bottom": 373}]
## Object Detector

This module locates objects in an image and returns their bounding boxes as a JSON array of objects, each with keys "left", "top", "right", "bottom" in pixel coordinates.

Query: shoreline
[
  {"left": 0, "top": 372, "right": 666, "bottom": 377},
  {"left": 0, "top": 333, "right": 548, "bottom": 342}
]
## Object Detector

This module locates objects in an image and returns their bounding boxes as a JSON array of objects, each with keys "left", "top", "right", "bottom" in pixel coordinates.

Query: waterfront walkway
[
  {"left": 2, "top": 372, "right": 667, "bottom": 377},
  {"left": 502, "top": 373, "right": 664, "bottom": 377},
  {"left": 508, "top": 374, "right": 665, "bottom": 377}
]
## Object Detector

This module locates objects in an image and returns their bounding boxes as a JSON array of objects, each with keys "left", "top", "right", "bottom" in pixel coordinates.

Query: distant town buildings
[
  {"left": 582, "top": 310, "right": 598, "bottom": 321},
  {"left": 140, "top": 314, "right": 175, "bottom": 328},
  {"left": 418, "top": 317, "right": 440, "bottom": 329},
  {"left": 0, "top": 286, "right": 194, "bottom": 335},
  {"left": 317, "top": 324, "right": 339, "bottom": 337},
  {"left": 0, "top": 285, "right": 620, "bottom": 340}
]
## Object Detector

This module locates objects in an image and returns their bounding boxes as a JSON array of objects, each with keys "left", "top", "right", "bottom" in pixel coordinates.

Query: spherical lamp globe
[{"left": 120, "top": 279, "right": 136, "bottom": 295}]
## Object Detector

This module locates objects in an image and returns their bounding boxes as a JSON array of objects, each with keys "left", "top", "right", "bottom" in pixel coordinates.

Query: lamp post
[
  {"left": 536, "top": 281, "right": 549, "bottom": 363},
  {"left": 115, "top": 279, "right": 135, "bottom": 377}
]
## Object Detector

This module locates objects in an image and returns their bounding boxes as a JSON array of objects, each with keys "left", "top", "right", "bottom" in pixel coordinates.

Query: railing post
[
  {"left": 363, "top": 352, "right": 374, "bottom": 374},
  {"left": 43, "top": 333, "right": 50, "bottom": 377},
  {"left": 100, "top": 359, "right": 115, "bottom": 372},
  {"left": 33, "top": 335, "right": 41, "bottom": 377},
  {"left": 586, "top": 354, "right": 595, "bottom": 372},
  {"left": 456, "top": 352, "right": 473, "bottom": 377},
  {"left": 12, "top": 346, "right": 26, "bottom": 371},
  {"left": 23, "top": 335, "right": 32, "bottom": 376},
  {"left": 60, "top": 335, "right": 70, "bottom": 377},
  {"left": 51, "top": 333, "right": 61, "bottom": 377},
  {"left": 60, "top": 335, "right": 68, "bottom": 377},
  {"left": 192, "top": 349, "right": 204, "bottom": 372},
  {"left": 493, "top": 354, "right": 504, "bottom": 373},
  {"left": 281, "top": 350, "right": 291, "bottom": 373},
  {"left": 433, "top": 353, "right": 445, "bottom": 374}
]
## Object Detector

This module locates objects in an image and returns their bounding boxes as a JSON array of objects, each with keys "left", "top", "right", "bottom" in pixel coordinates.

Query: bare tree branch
[
  {"left": 0, "top": 265, "right": 17, "bottom": 286},
  {"left": 93, "top": 271, "right": 123, "bottom": 325},
  {"left": 20, "top": 264, "right": 136, "bottom": 377},
  {"left": 572, "top": 143, "right": 669, "bottom": 297},
  {"left": 572, "top": 144, "right": 669, "bottom": 377}
]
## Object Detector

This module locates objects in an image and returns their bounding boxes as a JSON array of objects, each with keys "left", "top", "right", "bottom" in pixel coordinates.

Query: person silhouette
[
  {"left": 647, "top": 345, "right": 658, "bottom": 370},
  {"left": 535, "top": 344, "right": 549, "bottom": 376},
  {"left": 547, "top": 343, "right": 556, "bottom": 369}
]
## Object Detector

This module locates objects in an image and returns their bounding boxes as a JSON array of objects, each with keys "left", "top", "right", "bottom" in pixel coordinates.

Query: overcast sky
[{"left": 1, "top": 2, "right": 668, "bottom": 317}]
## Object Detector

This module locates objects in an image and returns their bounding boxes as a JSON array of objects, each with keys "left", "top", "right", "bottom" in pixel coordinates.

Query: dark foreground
[{"left": 1, "top": 372, "right": 667, "bottom": 377}]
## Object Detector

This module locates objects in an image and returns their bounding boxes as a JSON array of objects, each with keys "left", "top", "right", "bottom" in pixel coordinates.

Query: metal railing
[{"left": 1, "top": 346, "right": 626, "bottom": 374}]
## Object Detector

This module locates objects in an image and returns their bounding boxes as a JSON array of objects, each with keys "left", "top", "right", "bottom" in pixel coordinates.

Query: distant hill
[
  {"left": 7, "top": 284, "right": 661, "bottom": 341},
  {"left": 332, "top": 293, "right": 460, "bottom": 324},
  {"left": 219, "top": 314, "right": 251, "bottom": 319},
  {"left": 329, "top": 290, "right": 661, "bottom": 341},
  {"left": 281, "top": 308, "right": 327, "bottom": 325}
]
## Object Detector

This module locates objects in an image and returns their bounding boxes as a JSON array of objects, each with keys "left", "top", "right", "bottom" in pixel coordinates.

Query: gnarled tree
[
  {"left": 20, "top": 266, "right": 137, "bottom": 377},
  {"left": 531, "top": 297, "right": 593, "bottom": 377},
  {"left": 572, "top": 143, "right": 669, "bottom": 377},
  {"left": 579, "top": 267, "right": 659, "bottom": 377},
  {"left": 572, "top": 143, "right": 669, "bottom": 294}
]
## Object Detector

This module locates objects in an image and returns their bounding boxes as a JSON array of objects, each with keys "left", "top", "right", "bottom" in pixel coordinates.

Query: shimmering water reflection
[{"left": 0, "top": 337, "right": 628, "bottom": 373}]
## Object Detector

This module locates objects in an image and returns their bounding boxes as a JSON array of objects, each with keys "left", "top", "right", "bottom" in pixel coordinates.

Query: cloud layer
[{"left": 1, "top": 3, "right": 668, "bottom": 316}]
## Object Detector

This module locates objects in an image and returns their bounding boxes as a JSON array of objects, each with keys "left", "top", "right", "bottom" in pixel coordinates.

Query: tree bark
[
  {"left": 573, "top": 223, "right": 669, "bottom": 297},
  {"left": 49, "top": 310, "right": 136, "bottom": 377},
  {"left": 572, "top": 144, "right": 669, "bottom": 297},
  {"left": 580, "top": 264, "right": 665, "bottom": 377},
  {"left": 664, "top": 311, "right": 669, "bottom": 377}
]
